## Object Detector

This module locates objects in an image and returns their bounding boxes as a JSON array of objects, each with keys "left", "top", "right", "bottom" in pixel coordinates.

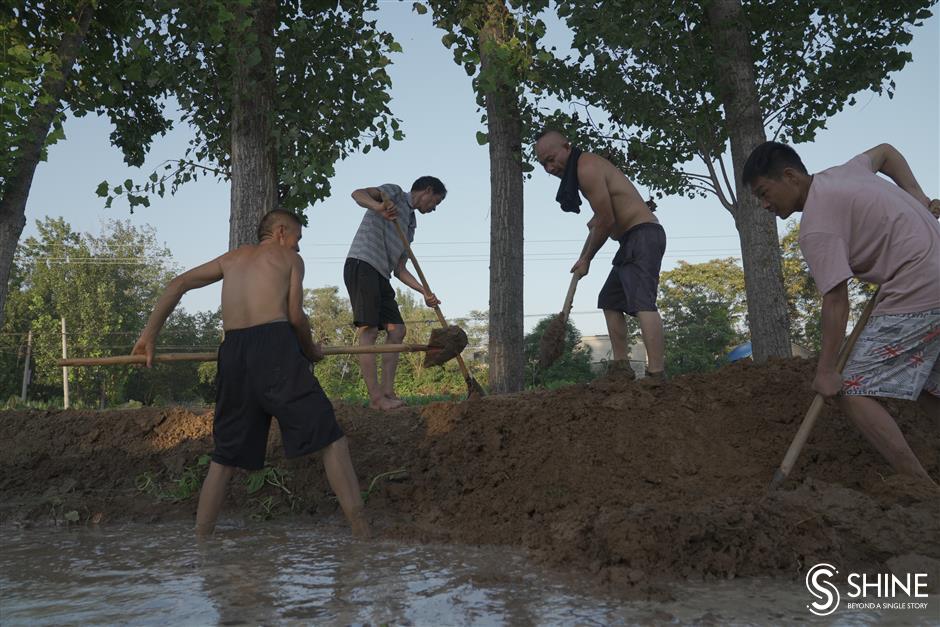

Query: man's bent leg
[
  {"left": 357, "top": 326, "right": 397, "bottom": 410},
  {"left": 381, "top": 323, "right": 406, "bottom": 407},
  {"left": 839, "top": 395, "right": 935, "bottom": 484},
  {"left": 322, "top": 436, "right": 370, "bottom": 538},
  {"left": 196, "top": 461, "right": 236, "bottom": 537},
  {"left": 604, "top": 309, "right": 630, "bottom": 360},
  {"left": 636, "top": 310, "right": 665, "bottom": 373}
]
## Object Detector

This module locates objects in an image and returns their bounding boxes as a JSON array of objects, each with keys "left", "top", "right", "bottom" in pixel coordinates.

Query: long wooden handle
[
  {"left": 392, "top": 220, "right": 450, "bottom": 327},
  {"left": 384, "top": 198, "right": 475, "bottom": 384},
  {"left": 770, "top": 288, "right": 880, "bottom": 489},
  {"left": 59, "top": 343, "right": 438, "bottom": 367}
]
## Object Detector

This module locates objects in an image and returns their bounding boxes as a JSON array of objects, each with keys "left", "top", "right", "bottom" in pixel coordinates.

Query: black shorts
[
  {"left": 213, "top": 321, "right": 344, "bottom": 470},
  {"left": 598, "top": 223, "right": 666, "bottom": 316},
  {"left": 343, "top": 258, "right": 404, "bottom": 329}
]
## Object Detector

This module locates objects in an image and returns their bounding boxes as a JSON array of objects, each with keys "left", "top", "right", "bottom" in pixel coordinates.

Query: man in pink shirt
[{"left": 743, "top": 141, "right": 940, "bottom": 482}]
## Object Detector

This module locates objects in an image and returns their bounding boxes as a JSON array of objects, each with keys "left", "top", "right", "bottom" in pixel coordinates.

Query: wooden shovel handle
[
  {"left": 770, "top": 287, "right": 880, "bottom": 489},
  {"left": 382, "top": 191, "right": 476, "bottom": 385},
  {"left": 59, "top": 343, "right": 438, "bottom": 367}
]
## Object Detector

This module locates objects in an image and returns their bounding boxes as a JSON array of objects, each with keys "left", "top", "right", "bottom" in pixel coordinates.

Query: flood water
[{"left": 1, "top": 522, "right": 936, "bottom": 626}]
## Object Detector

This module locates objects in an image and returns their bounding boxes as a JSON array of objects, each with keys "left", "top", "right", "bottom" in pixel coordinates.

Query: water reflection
[{"left": 1, "top": 522, "right": 936, "bottom": 625}]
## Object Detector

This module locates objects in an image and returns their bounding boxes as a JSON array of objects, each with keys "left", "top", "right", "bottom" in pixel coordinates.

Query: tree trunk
[
  {"left": 0, "top": 2, "right": 95, "bottom": 328},
  {"left": 707, "top": 0, "right": 791, "bottom": 360},
  {"left": 481, "top": 3, "right": 525, "bottom": 393},
  {"left": 228, "top": 0, "right": 278, "bottom": 250}
]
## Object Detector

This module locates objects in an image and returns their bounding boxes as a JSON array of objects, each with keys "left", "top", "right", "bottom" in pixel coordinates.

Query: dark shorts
[
  {"left": 344, "top": 258, "right": 404, "bottom": 329},
  {"left": 213, "top": 321, "right": 344, "bottom": 470},
  {"left": 598, "top": 222, "right": 666, "bottom": 316}
]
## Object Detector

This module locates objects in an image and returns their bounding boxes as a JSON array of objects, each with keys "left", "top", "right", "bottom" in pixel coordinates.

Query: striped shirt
[{"left": 346, "top": 183, "right": 417, "bottom": 278}]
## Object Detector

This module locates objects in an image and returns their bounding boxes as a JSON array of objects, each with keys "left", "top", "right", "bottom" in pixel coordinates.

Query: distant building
[{"left": 578, "top": 334, "right": 648, "bottom": 378}]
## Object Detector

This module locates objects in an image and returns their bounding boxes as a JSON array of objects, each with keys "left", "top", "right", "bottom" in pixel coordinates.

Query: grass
[{"left": 135, "top": 454, "right": 211, "bottom": 502}]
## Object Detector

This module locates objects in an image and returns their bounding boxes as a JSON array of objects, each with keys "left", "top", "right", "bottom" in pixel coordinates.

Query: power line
[{"left": 306, "top": 234, "right": 742, "bottom": 246}]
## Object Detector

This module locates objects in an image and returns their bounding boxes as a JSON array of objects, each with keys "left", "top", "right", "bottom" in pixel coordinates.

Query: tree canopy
[{"left": 97, "top": 0, "right": 403, "bottom": 214}]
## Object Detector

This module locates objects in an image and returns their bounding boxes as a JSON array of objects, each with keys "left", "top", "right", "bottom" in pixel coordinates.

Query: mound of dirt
[{"left": 2, "top": 358, "right": 937, "bottom": 590}]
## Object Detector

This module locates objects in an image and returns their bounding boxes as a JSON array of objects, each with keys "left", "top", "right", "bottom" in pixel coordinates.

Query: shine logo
[
  {"left": 804, "top": 563, "right": 930, "bottom": 616},
  {"left": 806, "top": 563, "right": 841, "bottom": 616}
]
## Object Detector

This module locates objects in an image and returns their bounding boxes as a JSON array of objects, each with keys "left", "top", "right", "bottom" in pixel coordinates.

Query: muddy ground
[{"left": 2, "top": 358, "right": 938, "bottom": 593}]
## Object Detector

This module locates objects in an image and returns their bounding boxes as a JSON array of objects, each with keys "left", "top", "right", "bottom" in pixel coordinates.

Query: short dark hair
[
  {"left": 742, "top": 141, "right": 808, "bottom": 186},
  {"left": 411, "top": 176, "right": 447, "bottom": 198},
  {"left": 257, "top": 209, "right": 302, "bottom": 241},
  {"left": 535, "top": 128, "right": 566, "bottom": 143}
]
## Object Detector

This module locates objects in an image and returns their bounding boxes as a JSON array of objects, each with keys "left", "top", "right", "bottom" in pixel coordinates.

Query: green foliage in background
[
  {"left": 96, "top": 0, "right": 403, "bottom": 215},
  {"left": 306, "top": 286, "right": 488, "bottom": 402},
  {"left": 523, "top": 316, "right": 594, "bottom": 388},
  {"left": 658, "top": 258, "right": 747, "bottom": 377},
  {"left": 0, "top": 218, "right": 221, "bottom": 406}
]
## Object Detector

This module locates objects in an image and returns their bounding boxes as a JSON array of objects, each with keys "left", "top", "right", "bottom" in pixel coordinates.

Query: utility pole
[
  {"left": 61, "top": 317, "right": 69, "bottom": 409},
  {"left": 20, "top": 329, "right": 32, "bottom": 402}
]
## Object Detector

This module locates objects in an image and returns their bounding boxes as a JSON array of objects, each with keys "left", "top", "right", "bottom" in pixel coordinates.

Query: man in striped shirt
[{"left": 346, "top": 176, "right": 447, "bottom": 410}]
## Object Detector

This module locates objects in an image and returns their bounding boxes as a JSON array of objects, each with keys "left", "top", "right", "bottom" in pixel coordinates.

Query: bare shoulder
[
  {"left": 289, "top": 249, "right": 305, "bottom": 271},
  {"left": 578, "top": 151, "right": 610, "bottom": 172},
  {"left": 217, "top": 245, "right": 250, "bottom": 269},
  {"left": 578, "top": 152, "right": 611, "bottom": 185}
]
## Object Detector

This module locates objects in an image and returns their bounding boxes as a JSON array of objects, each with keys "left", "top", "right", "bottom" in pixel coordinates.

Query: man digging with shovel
[
  {"left": 535, "top": 129, "right": 667, "bottom": 381},
  {"left": 131, "top": 209, "right": 370, "bottom": 538},
  {"left": 347, "top": 176, "right": 447, "bottom": 409},
  {"left": 744, "top": 141, "right": 940, "bottom": 483}
]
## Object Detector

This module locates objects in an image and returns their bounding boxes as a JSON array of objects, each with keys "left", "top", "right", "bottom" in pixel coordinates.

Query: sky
[{"left": 22, "top": 6, "right": 940, "bottom": 338}]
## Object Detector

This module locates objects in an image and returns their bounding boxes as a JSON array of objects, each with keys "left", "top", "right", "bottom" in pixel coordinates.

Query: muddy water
[{"left": 1, "top": 523, "right": 935, "bottom": 626}]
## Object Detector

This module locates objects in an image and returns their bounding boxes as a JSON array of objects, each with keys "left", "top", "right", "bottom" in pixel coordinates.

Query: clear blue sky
[{"left": 24, "top": 7, "right": 939, "bottom": 337}]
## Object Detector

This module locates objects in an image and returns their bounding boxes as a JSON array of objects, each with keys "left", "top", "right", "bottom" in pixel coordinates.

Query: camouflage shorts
[{"left": 842, "top": 308, "right": 940, "bottom": 401}]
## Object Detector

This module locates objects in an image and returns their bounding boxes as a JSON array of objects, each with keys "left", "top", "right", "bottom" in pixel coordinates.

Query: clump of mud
[
  {"left": 424, "top": 325, "right": 468, "bottom": 368},
  {"left": 537, "top": 314, "right": 566, "bottom": 368},
  {"left": 2, "top": 358, "right": 937, "bottom": 590}
]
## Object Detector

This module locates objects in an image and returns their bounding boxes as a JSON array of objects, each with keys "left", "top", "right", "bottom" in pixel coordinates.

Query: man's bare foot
[
  {"left": 349, "top": 512, "right": 372, "bottom": 539},
  {"left": 639, "top": 369, "right": 666, "bottom": 387},
  {"left": 384, "top": 393, "right": 406, "bottom": 409},
  {"left": 369, "top": 396, "right": 404, "bottom": 410}
]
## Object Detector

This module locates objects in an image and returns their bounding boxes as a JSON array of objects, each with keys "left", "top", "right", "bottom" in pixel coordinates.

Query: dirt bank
[{"left": 2, "top": 358, "right": 937, "bottom": 590}]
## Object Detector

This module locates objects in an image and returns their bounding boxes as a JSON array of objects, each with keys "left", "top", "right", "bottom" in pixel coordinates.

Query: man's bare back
[
  {"left": 577, "top": 152, "right": 657, "bottom": 239},
  {"left": 219, "top": 244, "right": 296, "bottom": 330},
  {"left": 133, "top": 211, "right": 319, "bottom": 366}
]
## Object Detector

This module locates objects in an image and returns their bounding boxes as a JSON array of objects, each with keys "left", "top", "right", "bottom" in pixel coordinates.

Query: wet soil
[
  {"left": 2, "top": 358, "right": 938, "bottom": 592},
  {"left": 537, "top": 314, "right": 566, "bottom": 367}
]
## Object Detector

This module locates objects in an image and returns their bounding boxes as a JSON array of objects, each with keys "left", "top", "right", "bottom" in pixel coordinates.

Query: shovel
[
  {"left": 768, "top": 288, "right": 880, "bottom": 490},
  {"left": 59, "top": 325, "right": 469, "bottom": 369},
  {"left": 538, "top": 273, "right": 580, "bottom": 368},
  {"left": 382, "top": 191, "right": 485, "bottom": 399}
]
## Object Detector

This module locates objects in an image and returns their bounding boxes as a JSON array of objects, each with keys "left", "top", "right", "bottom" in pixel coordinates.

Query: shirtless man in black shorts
[
  {"left": 535, "top": 129, "right": 666, "bottom": 379},
  {"left": 132, "top": 210, "right": 368, "bottom": 537}
]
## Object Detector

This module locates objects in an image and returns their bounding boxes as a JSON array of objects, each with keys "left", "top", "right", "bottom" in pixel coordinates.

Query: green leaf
[
  {"left": 247, "top": 471, "right": 265, "bottom": 494},
  {"left": 412, "top": 2, "right": 428, "bottom": 15},
  {"left": 123, "top": 179, "right": 133, "bottom": 191},
  {"left": 95, "top": 181, "right": 110, "bottom": 197},
  {"left": 475, "top": 131, "right": 488, "bottom": 146}
]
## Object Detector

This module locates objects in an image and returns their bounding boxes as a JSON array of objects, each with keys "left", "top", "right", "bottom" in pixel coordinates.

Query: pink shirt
[{"left": 799, "top": 154, "right": 940, "bottom": 315}]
